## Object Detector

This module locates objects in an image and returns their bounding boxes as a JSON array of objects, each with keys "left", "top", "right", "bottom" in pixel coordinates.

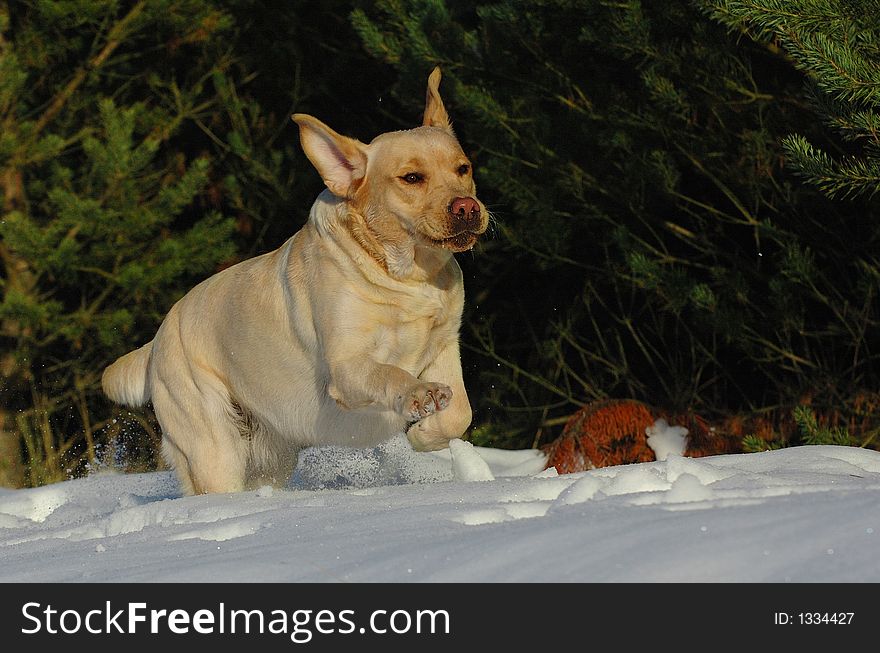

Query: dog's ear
[
  {"left": 292, "top": 114, "right": 368, "bottom": 198},
  {"left": 423, "top": 67, "right": 453, "bottom": 133}
]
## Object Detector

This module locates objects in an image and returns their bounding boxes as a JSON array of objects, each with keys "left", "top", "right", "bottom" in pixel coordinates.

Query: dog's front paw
[{"left": 395, "top": 382, "right": 452, "bottom": 421}]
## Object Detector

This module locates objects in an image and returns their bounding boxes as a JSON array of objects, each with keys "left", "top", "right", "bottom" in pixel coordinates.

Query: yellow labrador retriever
[{"left": 102, "top": 68, "right": 487, "bottom": 494}]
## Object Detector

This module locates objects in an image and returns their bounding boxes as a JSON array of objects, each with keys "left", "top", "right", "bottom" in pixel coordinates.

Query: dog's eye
[
  {"left": 401, "top": 172, "right": 424, "bottom": 184},
  {"left": 457, "top": 164, "right": 470, "bottom": 176}
]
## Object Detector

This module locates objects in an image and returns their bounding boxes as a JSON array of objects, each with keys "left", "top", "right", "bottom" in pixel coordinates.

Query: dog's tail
[{"left": 102, "top": 340, "right": 153, "bottom": 406}]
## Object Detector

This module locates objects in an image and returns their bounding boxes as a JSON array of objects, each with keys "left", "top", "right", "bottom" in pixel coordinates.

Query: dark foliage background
[{"left": 1, "top": 0, "right": 877, "bottom": 486}]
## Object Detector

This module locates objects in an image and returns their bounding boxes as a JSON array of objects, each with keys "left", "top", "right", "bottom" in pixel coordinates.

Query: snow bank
[{"left": 1, "top": 439, "right": 878, "bottom": 582}]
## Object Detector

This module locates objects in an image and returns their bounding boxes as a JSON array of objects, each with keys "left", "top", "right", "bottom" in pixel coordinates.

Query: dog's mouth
[{"left": 428, "top": 231, "right": 479, "bottom": 252}]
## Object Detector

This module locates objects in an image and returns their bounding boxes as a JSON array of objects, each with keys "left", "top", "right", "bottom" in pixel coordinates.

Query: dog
[{"left": 102, "top": 68, "right": 488, "bottom": 494}]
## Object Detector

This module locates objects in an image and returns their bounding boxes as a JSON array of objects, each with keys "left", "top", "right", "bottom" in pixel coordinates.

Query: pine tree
[
  {"left": 700, "top": 0, "right": 880, "bottom": 198},
  {"left": 353, "top": 0, "right": 880, "bottom": 448},
  {"left": 0, "top": 0, "right": 404, "bottom": 487},
  {"left": 0, "top": 1, "right": 240, "bottom": 485}
]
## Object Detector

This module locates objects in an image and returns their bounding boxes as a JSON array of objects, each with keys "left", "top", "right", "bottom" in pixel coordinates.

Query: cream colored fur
[{"left": 102, "top": 68, "right": 488, "bottom": 495}]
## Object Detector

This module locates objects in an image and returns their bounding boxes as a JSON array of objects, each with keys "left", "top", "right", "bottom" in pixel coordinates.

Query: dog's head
[{"left": 293, "top": 68, "right": 488, "bottom": 277}]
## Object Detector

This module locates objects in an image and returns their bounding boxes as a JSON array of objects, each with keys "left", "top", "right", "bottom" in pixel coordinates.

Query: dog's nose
[
  {"left": 450, "top": 197, "right": 480, "bottom": 218},
  {"left": 449, "top": 197, "right": 482, "bottom": 231}
]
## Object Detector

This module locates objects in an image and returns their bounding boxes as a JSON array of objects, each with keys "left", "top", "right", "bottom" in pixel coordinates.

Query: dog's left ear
[{"left": 423, "top": 67, "right": 453, "bottom": 133}]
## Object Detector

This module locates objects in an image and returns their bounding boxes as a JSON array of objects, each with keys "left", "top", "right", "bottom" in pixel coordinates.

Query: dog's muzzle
[
  {"left": 427, "top": 196, "right": 480, "bottom": 252},
  {"left": 449, "top": 197, "right": 483, "bottom": 233}
]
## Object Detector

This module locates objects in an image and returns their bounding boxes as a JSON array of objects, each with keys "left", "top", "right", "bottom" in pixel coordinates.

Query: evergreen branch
[
  {"left": 675, "top": 143, "right": 760, "bottom": 227},
  {"left": 742, "top": 327, "right": 818, "bottom": 368},
  {"left": 463, "top": 335, "right": 587, "bottom": 409},
  {"left": 782, "top": 133, "right": 880, "bottom": 197},
  {"left": 701, "top": 0, "right": 868, "bottom": 44},
  {"left": 700, "top": 1, "right": 880, "bottom": 108},
  {"left": 24, "top": 0, "right": 147, "bottom": 149}
]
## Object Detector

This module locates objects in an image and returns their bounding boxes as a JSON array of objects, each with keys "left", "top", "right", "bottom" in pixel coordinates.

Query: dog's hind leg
[
  {"left": 237, "top": 406, "right": 300, "bottom": 489},
  {"left": 247, "top": 444, "right": 300, "bottom": 490},
  {"left": 160, "top": 437, "right": 196, "bottom": 496},
  {"left": 151, "top": 371, "right": 248, "bottom": 495}
]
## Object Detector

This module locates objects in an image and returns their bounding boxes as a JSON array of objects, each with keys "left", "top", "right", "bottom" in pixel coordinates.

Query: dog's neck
[{"left": 309, "top": 191, "right": 451, "bottom": 283}]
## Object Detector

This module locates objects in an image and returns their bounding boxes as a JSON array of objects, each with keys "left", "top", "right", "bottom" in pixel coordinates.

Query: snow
[
  {"left": 646, "top": 418, "right": 689, "bottom": 461},
  {"left": 1, "top": 434, "right": 879, "bottom": 582},
  {"left": 449, "top": 438, "right": 495, "bottom": 482}
]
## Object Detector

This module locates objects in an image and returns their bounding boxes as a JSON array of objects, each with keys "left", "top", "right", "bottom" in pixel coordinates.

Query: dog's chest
[{"left": 371, "top": 284, "right": 457, "bottom": 367}]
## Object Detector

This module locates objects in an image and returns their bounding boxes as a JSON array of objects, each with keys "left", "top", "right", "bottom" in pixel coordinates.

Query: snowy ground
[{"left": 1, "top": 431, "right": 879, "bottom": 582}]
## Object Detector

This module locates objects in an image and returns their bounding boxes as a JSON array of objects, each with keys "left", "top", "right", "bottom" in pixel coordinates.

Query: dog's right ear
[{"left": 292, "top": 114, "right": 368, "bottom": 198}]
